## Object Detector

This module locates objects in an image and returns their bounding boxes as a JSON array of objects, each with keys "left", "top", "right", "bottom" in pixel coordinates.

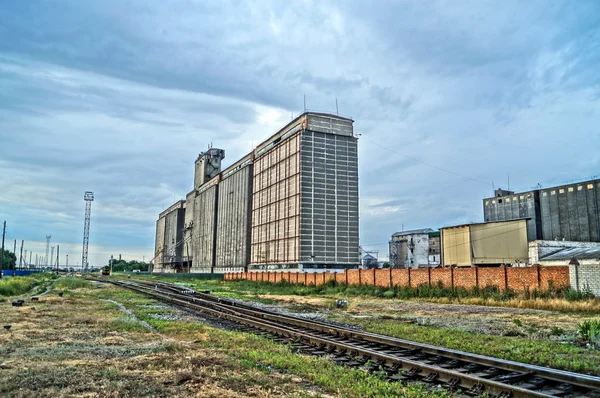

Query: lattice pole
[{"left": 82, "top": 191, "right": 94, "bottom": 271}]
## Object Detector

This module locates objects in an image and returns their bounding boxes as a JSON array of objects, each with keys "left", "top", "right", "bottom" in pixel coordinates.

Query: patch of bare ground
[{"left": 0, "top": 285, "right": 330, "bottom": 397}]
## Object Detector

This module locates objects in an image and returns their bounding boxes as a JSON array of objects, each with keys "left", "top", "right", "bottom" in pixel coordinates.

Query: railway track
[{"left": 92, "top": 277, "right": 600, "bottom": 398}]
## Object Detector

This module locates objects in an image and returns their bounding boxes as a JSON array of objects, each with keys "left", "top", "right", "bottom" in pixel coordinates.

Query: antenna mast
[
  {"left": 82, "top": 191, "right": 94, "bottom": 271},
  {"left": 45, "top": 235, "right": 51, "bottom": 266}
]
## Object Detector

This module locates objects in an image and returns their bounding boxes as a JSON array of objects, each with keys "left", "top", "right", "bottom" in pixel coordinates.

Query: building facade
[
  {"left": 153, "top": 200, "right": 187, "bottom": 272},
  {"left": 441, "top": 219, "right": 528, "bottom": 267},
  {"left": 389, "top": 228, "right": 441, "bottom": 268},
  {"left": 484, "top": 178, "right": 600, "bottom": 243},
  {"left": 154, "top": 112, "right": 360, "bottom": 272}
]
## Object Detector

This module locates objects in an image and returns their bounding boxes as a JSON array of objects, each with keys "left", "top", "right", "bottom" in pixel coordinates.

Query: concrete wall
[
  {"left": 225, "top": 265, "right": 570, "bottom": 293},
  {"left": 569, "top": 264, "right": 600, "bottom": 295},
  {"left": 215, "top": 164, "right": 253, "bottom": 267},
  {"left": 192, "top": 181, "right": 218, "bottom": 269}
]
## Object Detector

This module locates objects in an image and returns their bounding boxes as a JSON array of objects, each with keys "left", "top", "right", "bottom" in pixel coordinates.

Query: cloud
[{"left": 0, "top": 0, "right": 599, "bottom": 264}]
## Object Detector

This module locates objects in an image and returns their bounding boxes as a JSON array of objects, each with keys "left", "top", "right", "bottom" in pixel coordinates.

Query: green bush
[{"left": 577, "top": 320, "right": 600, "bottom": 347}]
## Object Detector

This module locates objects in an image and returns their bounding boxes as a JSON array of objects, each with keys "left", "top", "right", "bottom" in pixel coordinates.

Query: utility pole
[
  {"left": 66, "top": 254, "right": 69, "bottom": 269},
  {"left": 82, "top": 191, "right": 94, "bottom": 272},
  {"left": 50, "top": 246, "right": 55, "bottom": 271},
  {"left": 13, "top": 240, "right": 16, "bottom": 276},
  {"left": 18, "top": 241, "right": 23, "bottom": 271},
  {"left": 45, "top": 235, "right": 51, "bottom": 267},
  {"left": 110, "top": 254, "right": 114, "bottom": 274},
  {"left": 29, "top": 251, "right": 32, "bottom": 269},
  {"left": 22, "top": 248, "right": 27, "bottom": 269},
  {"left": 0, "top": 221, "right": 5, "bottom": 279},
  {"left": 56, "top": 245, "right": 59, "bottom": 274},
  {"left": 35, "top": 253, "right": 38, "bottom": 269}
]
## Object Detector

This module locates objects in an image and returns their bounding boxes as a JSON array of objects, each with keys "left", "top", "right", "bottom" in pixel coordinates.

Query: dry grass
[
  {"left": 424, "top": 296, "right": 600, "bottom": 313},
  {"left": 0, "top": 283, "right": 328, "bottom": 397}
]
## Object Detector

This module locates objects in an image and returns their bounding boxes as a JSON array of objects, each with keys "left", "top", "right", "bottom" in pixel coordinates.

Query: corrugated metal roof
[
  {"left": 540, "top": 247, "right": 600, "bottom": 261},
  {"left": 440, "top": 218, "right": 530, "bottom": 230},
  {"left": 392, "top": 228, "right": 433, "bottom": 237}
]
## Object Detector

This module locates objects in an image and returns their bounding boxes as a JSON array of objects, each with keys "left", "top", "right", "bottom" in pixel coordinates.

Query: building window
[
  {"left": 498, "top": 199, "right": 503, "bottom": 203},
  {"left": 485, "top": 200, "right": 489, "bottom": 205},
  {"left": 551, "top": 190, "right": 556, "bottom": 195},
  {"left": 578, "top": 186, "right": 583, "bottom": 191},
  {"left": 492, "top": 200, "right": 495, "bottom": 204},
  {"left": 542, "top": 192, "right": 547, "bottom": 197},
  {"left": 568, "top": 187, "right": 574, "bottom": 192},
  {"left": 589, "top": 184, "right": 594, "bottom": 189},
  {"left": 520, "top": 195, "right": 524, "bottom": 200},
  {"left": 505, "top": 198, "right": 510, "bottom": 203},
  {"left": 559, "top": 189, "right": 565, "bottom": 194}
]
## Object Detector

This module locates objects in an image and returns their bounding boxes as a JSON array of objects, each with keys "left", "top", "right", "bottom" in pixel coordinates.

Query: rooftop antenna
[
  {"left": 336, "top": 98, "right": 339, "bottom": 115},
  {"left": 303, "top": 94, "right": 306, "bottom": 112},
  {"left": 492, "top": 180, "right": 495, "bottom": 192},
  {"left": 508, "top": 173, "right": 510, "bottom": 191}
]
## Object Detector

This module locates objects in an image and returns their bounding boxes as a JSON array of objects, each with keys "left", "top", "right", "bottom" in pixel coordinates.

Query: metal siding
[
  {"left": 155, "top": 217, "right": 166, "bottom": 263},
  {"left": 575, "top": 185, "right": 590, "bottom": 241},
  {"left": 441, "top": 226, "right": 471, "bottom": 266},
  {"left": 192, "top": 184, "right": 217, "bottom": 268},
  {"left": 306, "top": 114, "right": 353, "bottom": 137},
  {"left": 250, "top": 133, "right": 301, "bottom": 265},
  {"left": 299, "top": 130, "right": 359, "bottom": 266},
  {"left": 216, "top": 165, "right": 252, "bottom": 267},
  {"left": 557, "top": 189, "right": 570, "bottom": 240},
  {"left": 587, "top": 184, "right": 599, "bottom": 242},
  {"left": 470, "top": 220, "right": 528, "bottom": 264}
]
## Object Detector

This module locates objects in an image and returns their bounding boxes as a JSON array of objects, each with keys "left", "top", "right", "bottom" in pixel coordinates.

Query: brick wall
[
  {"left": 224, "top": 265, "right": 571, "bottom": 293},
  {"left": 569, "top": 264, "right": 600, "bottom": 295}
]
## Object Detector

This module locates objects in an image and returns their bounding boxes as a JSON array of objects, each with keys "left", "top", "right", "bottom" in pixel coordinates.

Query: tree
[
  {"left": 1, "top": 249, "right": 17, "bottom": 270},
  {"left": 106, "top": 258, "right": 151, "bottom": 272}
]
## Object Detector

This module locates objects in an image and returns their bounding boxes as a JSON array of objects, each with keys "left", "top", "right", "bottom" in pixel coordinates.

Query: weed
[
  {"left": 512, "top": 319, "right": 523, "bottom": 327},
  {"left": 551, "top": 326, "right": 564, "bottom": 336}
]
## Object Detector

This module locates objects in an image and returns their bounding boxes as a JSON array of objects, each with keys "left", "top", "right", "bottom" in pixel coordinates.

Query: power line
[{"left": 361, "top": 136, "right": 491, "bottom": 186}]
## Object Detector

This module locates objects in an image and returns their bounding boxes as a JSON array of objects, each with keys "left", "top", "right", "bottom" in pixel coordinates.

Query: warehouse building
[
  {"left": 441, "top": 219, "right": 529, "bottom": 267},
  {"left": 483, "top": 178, "right": 600, "bottom": 242},
  {"left": 154, "top": 112, "right": 360, "bottom": 273}
]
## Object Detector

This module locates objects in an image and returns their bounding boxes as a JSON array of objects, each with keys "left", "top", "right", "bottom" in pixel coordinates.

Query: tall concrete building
[
  {"left": 484, "top": 178, "right": 600, "bottom": 243},
  {"left": 154, "top": 112, "right": 360, "bottom": 272}
]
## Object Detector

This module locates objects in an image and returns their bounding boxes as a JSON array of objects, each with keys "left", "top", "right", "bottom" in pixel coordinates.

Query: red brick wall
[
  {"left": 375, "top": 269, "right": 391, "bottom": 287},
  {"left": 225, "top": 266, "right": 570, "bottom": 293},
  {"left": 430, "top": 268, "right": 452, "bottom": 287},
  {"left": 478, "top": 266, "right": 506, "bottom": 290},
  {"left": 410, "top": 269, "right": 430, "bottom": 286},
  {"left": 540, "top": 266, "right": 570, "bottom": 289},
  {"left": 347, "top": 269, "right": 360, "bottom": 285},
  {"left": 391, "top": 269, "right": 409, "bottom": 286},
  {"left": 507, "top": 266, "right": 538, "bottom": 291},
  {"left": 453, "top": 267, "right": 477, "bottom": 289}
]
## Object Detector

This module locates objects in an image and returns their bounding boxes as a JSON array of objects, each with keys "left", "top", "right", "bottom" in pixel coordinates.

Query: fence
[{"left": 224, "top": 265, "right": 570, "bottom": 292}]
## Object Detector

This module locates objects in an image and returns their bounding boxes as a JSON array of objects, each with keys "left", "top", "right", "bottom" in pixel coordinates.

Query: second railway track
[{"left": 92, "top": 277, "right": 600, "bottom": 398}]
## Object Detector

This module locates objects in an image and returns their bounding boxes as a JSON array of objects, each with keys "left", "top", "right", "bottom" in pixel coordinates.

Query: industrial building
[
  {"left": 388, "top": 228, "right": 441, "bottom": 268},
  {"left": 441, "top": 219, "right": 529, "bottom": 267},
  {"left": 154, "top": 112, "right": 360, "bottom": 273},
  {"left": 153, "top": 201, "right": 187, "bottom": 270},
  {"left": 484, "top": 178, "right": 600, "bottom": 243}
]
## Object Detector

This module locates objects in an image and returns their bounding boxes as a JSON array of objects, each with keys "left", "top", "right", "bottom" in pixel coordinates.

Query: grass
[
  {"left": 0, "top": 272, "right": 58, "bottom": 297},
  {"left": 332, "top": 315, "right": 600, "bottom": 376},
  {"left": 0, "top": 281, "right": 451, "bottom": 397}
]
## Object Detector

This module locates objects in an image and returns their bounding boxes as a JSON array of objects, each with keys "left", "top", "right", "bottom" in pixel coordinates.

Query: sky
[{"left": 0, "top": 0, "right": 599, "bottom": 266}]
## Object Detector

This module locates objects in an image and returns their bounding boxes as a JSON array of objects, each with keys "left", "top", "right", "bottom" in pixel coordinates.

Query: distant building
[
  {"left": 529, "top": 240, "right": 600, "bottom": 266},
  {"left": 428, "top": 231, "right": 441, "bottom": 266},
  {"left": 441, "top": 219, "right": 528, "bottom": 267},
  {"left": 483, "top": 178, "right": 600, "bottom": 243},
  {"left": 389, "top": 228, "right": 441, "bottom": 268},
  {"left": 362, "top": 254, "right": 378, "bottom": 268}
]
